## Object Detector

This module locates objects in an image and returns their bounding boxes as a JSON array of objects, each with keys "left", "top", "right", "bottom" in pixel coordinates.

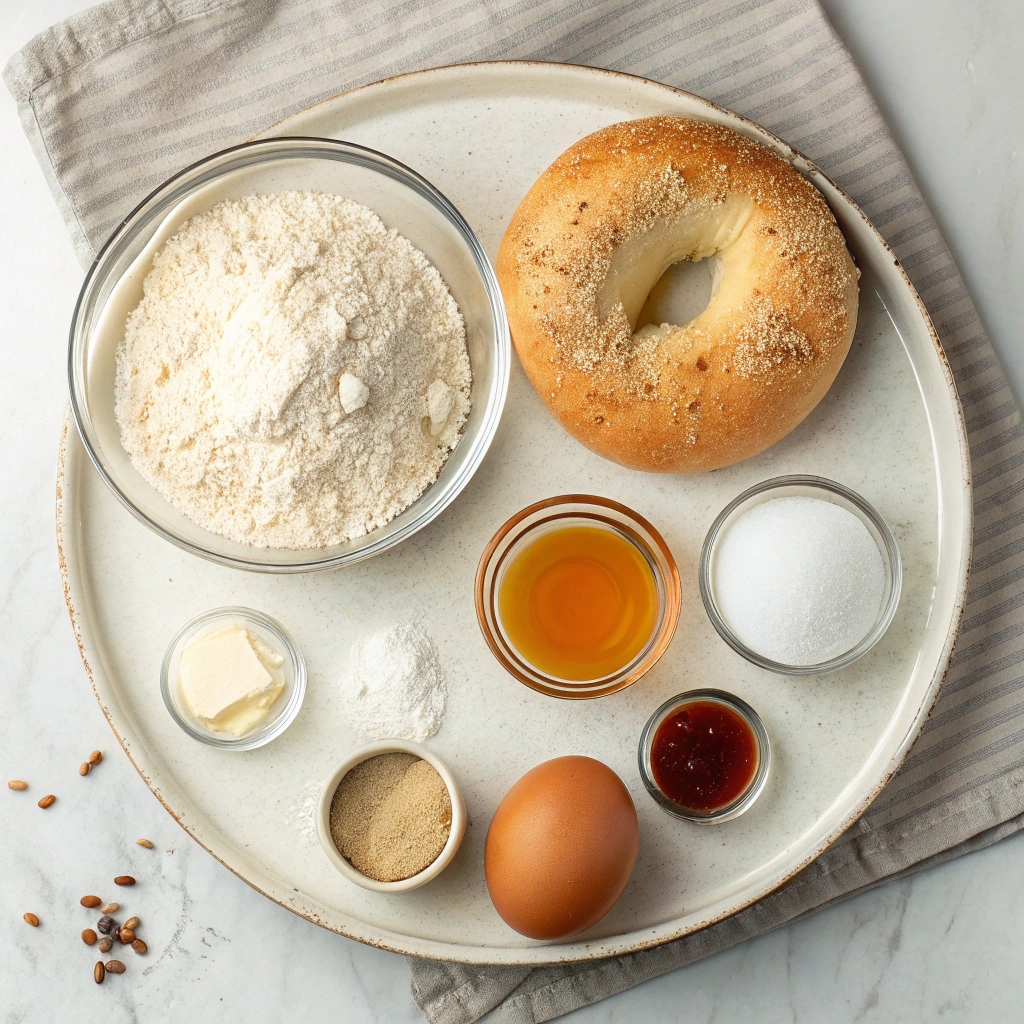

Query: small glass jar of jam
[{"left": 638, "top": 689, "right": 770, "bottom": 822}]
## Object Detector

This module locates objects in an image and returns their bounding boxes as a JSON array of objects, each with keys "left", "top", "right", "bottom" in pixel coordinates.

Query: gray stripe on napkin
[{"left": 8, "top": 1, "right": 1024, "bottom": 1022}]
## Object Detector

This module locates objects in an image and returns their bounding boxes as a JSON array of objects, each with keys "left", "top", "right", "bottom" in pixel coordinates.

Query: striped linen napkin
[{"left": 7, "top": 1, "right": 1024, "bottom": 1021}]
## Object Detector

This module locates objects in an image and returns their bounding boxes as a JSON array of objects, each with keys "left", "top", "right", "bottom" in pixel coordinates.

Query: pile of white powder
[
  {"left": 115, "top": 191, "right": 471, "bottom": 549},
  {"left": 340, "top": 623, "right": 448, "bottom": 741}
]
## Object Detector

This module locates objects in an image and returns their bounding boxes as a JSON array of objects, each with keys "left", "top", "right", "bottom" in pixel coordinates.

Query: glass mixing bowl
[{"left": 69, "top": 137, "right": 509, "bottom": 572}]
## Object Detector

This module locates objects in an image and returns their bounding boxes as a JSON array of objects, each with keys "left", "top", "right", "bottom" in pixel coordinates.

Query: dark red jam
[{"left": 651, "top": 700, "right": 758, "bottom": 811}]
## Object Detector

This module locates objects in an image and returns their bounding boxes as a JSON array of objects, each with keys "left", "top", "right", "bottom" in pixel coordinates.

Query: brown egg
[{"left": 484, "top": 756, "right": 639, "bottom": 939}]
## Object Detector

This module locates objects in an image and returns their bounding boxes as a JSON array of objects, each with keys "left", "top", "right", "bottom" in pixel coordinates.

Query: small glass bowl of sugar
[{"left": 699, "top": 476, "right": 902, "bottom": 675}]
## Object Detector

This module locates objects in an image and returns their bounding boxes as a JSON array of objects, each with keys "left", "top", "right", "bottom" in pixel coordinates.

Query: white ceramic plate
[{"left": 58, "top": 62, "right": 971, "bottom": 964}]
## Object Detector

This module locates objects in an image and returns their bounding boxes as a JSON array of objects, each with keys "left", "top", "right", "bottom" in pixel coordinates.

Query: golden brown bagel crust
[{"left": 496, "top": 117, "right": 859, "bottom": 472}]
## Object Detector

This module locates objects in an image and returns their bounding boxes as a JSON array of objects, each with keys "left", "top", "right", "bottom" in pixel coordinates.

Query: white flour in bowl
[{"left": 114, "top": 191, "right": 471, "bottom": 549}]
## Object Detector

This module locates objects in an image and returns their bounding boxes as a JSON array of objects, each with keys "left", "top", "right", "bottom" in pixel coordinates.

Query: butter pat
[{"left": 178, "top": 625, "right": 285, "bottom": 737}]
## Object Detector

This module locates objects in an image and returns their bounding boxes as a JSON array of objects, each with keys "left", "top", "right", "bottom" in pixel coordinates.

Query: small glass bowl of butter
[{"left": 160, "top": 607, "right": 306, "bottom": 750}]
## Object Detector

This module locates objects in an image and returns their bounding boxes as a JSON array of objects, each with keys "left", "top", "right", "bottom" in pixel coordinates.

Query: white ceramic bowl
[
  {"left": 317, "top": 739, "right": 467, "bottom": 893},
  {"left": 68, "top": 137, "right": 509, "bottom": 572}
]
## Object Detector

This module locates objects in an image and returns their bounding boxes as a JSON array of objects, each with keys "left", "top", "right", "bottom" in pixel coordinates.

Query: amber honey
[{"left": 497, "top": 524, "right": 660, "bottom": 681}]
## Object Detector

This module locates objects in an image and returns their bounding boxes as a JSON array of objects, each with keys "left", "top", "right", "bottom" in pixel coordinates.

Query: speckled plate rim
[{"left": 58, "top": 60, "right": 972, "bottom": 965}]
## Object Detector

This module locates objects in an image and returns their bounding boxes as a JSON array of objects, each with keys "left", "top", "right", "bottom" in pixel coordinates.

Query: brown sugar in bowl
[{"left": 317, "top": 740, "right": 466, "bottom": 893}]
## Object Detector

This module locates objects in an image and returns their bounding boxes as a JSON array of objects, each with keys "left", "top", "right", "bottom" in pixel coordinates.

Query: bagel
[{"left": 496, "top": 117, "right": 859, "bottom": 472}]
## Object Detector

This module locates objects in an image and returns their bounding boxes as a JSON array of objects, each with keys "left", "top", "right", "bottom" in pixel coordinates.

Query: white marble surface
[{"left": 0, "top": 1, "right": 1021, "bottom": 1020}]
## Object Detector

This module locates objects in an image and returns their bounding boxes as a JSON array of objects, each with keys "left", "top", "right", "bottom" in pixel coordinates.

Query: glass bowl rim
[
  {"left": 698, "top": 474, "right": 903, "bottom": 675},
  {"left": 474, "top": 493, "right": 682, "bottom": 699},
  {"left": 68, "top": 136, "right": 510, "bottom": 573},
  {"left": 315, "top": 739, "right": 467, "bottom": 892},
  {"left": 159, "top": 605, "right": 306, "bottom": 750},
  {"left": 637, "top": 688, "right": 771, "bottom": 823}
]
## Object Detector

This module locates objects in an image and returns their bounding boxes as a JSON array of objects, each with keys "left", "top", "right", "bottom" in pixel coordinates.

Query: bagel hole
[{"left": 635, "top": 255, "right": 719, "bottom": 334}]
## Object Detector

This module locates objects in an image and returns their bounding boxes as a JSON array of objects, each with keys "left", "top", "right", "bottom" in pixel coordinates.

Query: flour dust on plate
[{"left": 285, "top": 779, "right": 323, "bottom": 849}]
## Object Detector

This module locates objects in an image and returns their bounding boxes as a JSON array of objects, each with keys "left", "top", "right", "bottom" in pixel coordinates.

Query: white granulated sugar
[
  {"left": 712, "top": 496, "right": 886, "bottom": 666},
  {"left": 115, "top": 191, "right": 471, "bottom": 549},
  {"left": 285, "top": 779, "right": 323, "bottom": 849},
  {"left": 341, "top": 623, "right": 447, "bottom": 741}
]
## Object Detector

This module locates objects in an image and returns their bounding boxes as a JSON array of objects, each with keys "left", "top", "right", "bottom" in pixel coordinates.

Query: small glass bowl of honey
[{"left": 475, "top": 495, "right": 681, "bottom": 698}]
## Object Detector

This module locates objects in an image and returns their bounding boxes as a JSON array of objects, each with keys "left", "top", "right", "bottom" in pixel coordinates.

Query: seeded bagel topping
[{"left": 497, "top": 116, "right": 858, "bottom": 473}]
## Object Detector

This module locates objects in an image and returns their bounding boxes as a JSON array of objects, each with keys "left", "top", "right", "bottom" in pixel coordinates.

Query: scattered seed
[
  {"left": 80, "top": 895, "right": 102, "bottom": 909},
  {"left": 131, "top": 939, "right": 147, "bottom": 955},
  {"left": 79, "top": 762, "right": 91, "bottom": 777},
  {"left": 94, "top": 961, "right": 105, "bottom": 984},
  {"left": 98, "top": 937, "right": 113, "bottom": 953},
  {"left": 135, "top": 839, "right": 154, "bottom": 849},
  {"left": 7, "top": 780, "right": 28, "bottom": 791},
  {"left": 89, "top": 751, "right": 103, "bottom": 766},
  {"left": 37, "top": 795, "right": 56, "bottom": 809},
  {"left": 100, "top": 903, "right": 119, "bottom": 915},
  {"left": 123, "top": 917, "right": 140, "bottom": 931},
  {"left": 119, "top": 927, "right": 135, "bottom": 944},
  {"left": 114, "top": 876, "right": 135, "bottom": 887},
  {"left": 23, "top": 913, "right": 39, "bottom": 927},
  {"left": 105, "top": 960, "right": 126, "bottom": 975},
  {"left": 82, "top": 928, "right": 97, "bottom": 946},
  {"left": 97, "top": 916, "right": 118, "bottom": 935}
]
